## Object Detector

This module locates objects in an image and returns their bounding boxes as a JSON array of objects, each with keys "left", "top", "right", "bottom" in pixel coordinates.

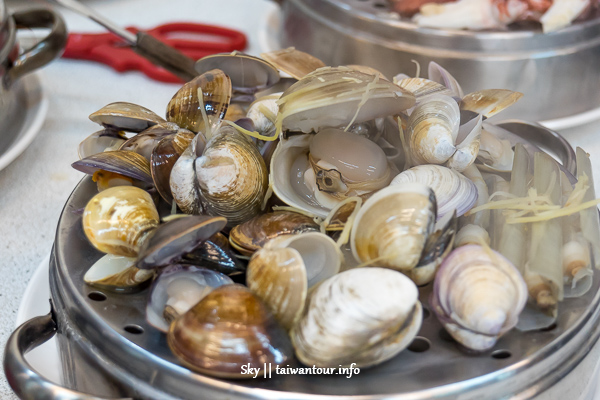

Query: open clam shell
[
  {"left": 260, "top": 47, "right": 326, "bottom": 80},
  {"left": 275, "top": 67, "right": 415, "bottom": 135},
  {"left": 247, "top": 232, "right": 342, "bottom": 330},
  {"left": 72, "top": 150, "right": 153, "bottom": 185},
  {"left": 146, "top": 264, "right": 233, "bottom": 332},
  {"left": 168, "top": 284, "right": 292, "bottom": 378},
  {"left": 84, "top": 254, "right": 154, "bottom": 293},
  {"left": 170, "top": 134, "right": 206, "bottom": 215},
  {"left": 78, "top": 128, "right": 126, "bottom": 160},
  {"left": 390, "top": 165, "right": 477, "bottom": 219},
  {"left": 290, "top": 267, "right": 422, "bottom": 368},
  {"left": 83, "top": 186, "right": 159, "bottom": 257},
  {"left": 166, "top": 69, "right": 231, "bottom": 134},
  {"left": 351, "top": 183, "right": 436, "bottom": 272},
  {"left": 229, "top": 210, "right": 320, "bottom": 256},
  {"left": 136, "top": 215, "right": 227, "bottom": 270},
  {"left": 89, "top": 102, "right": 166, "bottom": 132},
  {"left": 431, "top": 244, "right": 528, "bottom": 351},
  {"left": 195, "top": 52, "right": 280, "bottom": 95}
]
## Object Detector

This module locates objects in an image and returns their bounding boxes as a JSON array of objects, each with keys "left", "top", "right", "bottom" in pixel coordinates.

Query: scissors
[{"left": 63, "top": 23, "right": 248, "bottom": 83}]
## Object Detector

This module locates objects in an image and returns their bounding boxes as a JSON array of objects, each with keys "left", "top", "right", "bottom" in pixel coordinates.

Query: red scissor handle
[{"left": 62, "top": 24, "right": 247, "bottom": 83}]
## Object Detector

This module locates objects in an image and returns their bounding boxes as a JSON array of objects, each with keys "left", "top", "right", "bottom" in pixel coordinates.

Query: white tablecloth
[{"left": 0, "top": 0, "right": 599, "bottom": 398}]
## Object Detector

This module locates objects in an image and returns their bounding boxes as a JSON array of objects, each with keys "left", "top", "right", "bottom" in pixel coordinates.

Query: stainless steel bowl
[
  {"left": 277, "top": 0, "right": 600, "bottom": 122},
  {"left": 4, "top": 122, "right": 600, "bottom": 400}
]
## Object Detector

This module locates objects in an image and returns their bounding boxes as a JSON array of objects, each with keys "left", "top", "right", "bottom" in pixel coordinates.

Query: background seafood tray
[{"left": 3, "top": 0, "right": 600, "bottom": 399}]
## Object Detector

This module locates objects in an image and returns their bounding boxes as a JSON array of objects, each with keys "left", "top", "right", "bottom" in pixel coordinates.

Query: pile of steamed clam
[{"left": 73, "top": 48, "right": 600, "bottom": 377}]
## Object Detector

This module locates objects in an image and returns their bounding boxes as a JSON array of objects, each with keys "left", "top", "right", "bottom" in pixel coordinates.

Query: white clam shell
[
  {"left": 170, "top": 135, "right": 204, "bottom": 215},
  {"left": 390, "top": 165, "right": 477, "bottom": 219},
  {"left": 291, "top": 267, "right": 422, "bottom": 368},
  {"left": 84, "top": 254, "right": 153, "bottom": 291},
  {"left": 351, "top": 183, "right": 436, "bottom": 271},
  {"left": 408, "top": 94, "right": 460, "bottom": 165},
  {"left": 432, "top": 244, "right": 527, "bottom": 351}
]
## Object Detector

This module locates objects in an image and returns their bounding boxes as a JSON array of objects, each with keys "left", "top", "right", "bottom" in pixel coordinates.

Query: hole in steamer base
[
  {"left": 88, "top": 291, "right": 107, "bottom": 302},
  {"left": 491, "top": 350, "right": 512, "bottom": 359},
  {"left": 124, "top": 325, "right": 145, "bottom": 335},
  {"left": 408, "top": 337, "right": 431, "bottom": 353}
]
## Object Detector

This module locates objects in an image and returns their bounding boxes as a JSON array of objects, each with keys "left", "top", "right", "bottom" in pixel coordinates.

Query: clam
[
  {"left": 246, "top": 93, "right": 281, "bottom": 138},
  {"left": 229, "top": 210, "right": 320, "bottom": 256},
  {"left": 260, "top": 47, "right": 326, "bottom": 80},
  {"left": 136, "top": 215, "right": 227, "bottom": 270},
  {"left": 119, "top": 122, "right": 180, "bottom": 161},
  {"left": 290, "top": 267, "right": 422, "bottom": 368},
  {"left": 347, "top": 65, "right": 388, "bottom": 80},
  {"left": 169, "top": 135, "right": 205, "bottom": 214},
  {"left": 195, "top": 52, "right": 280, "bottom": 95},
  {"left": 395, "top": 77, "right": 454, "bottom": 103},
  {"left": 168, "top": 284, "right": 292, "bottom": 378},
  {"left": 146, "top": 264, "right": 233, "bottom": 332},
  {"left": 390, "top": 165, "right": 478, "bottom": 219},
  {"left": 351, "top": 183, "right": 436, "bottom": 273},
  {"left": 246, "top": 232, "right": 342, "bottom": 330},
  {"left": 84, "top": 254, "right": 154, "bottom": 293},
  {"left": 461, "top": 89, "right": 523, "bottom": 119},
  {"left": 455, "top": 224, "right": 490, "bottom": 247},
  {"left": 78, "top": 128, "right": 126, "bottom": 159},
  {"left": 166, "top": 69, "right": 231, "bottom": 135},
  {"left": 171, "top": 124, "right": 268, "bottom": 227},
  {"left": 183, "top": 233, "right": 247, "bottom": 281},
  {"left": 477, "top": 127, "right": 515, "bottom": 172},
  {"left": 275, "top": 67, "right": 415, "bottom": 135},
  {"left": 89, "top": 102, "right": 166, "bottom": 132},
  {"left": 431, "top": 244, "right": 527, "bottom": 351},
  {"left": 150, "top": 129, "right": 195, "bottom": 204},
  {"left": 410, "top": 210, "right": 457, "bottom": 285},
  {"left": 82, "top": 186, "right": 159, "bottom": 257},
  {"left": 72, "top": 150, "right": 153, "bottom": 190},
  {"left": 271, "top": 129, "right": 393, "bottom": 217},
  {"left": 408, "top": 94, "right": 481, "bottom": 172}
]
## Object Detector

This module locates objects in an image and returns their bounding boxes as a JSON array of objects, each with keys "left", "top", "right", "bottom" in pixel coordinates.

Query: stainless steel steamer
[
  {"left": 277, "top": 0, "right": 600, "bottom": 122},
  {"left": 5, "top": 122, "right": 600, "bottom": 400}
]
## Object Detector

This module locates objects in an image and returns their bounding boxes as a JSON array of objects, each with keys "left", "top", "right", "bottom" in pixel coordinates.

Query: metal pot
[
  {"left": 0, "top": 2, "right": 67, "bottom": 152},
  {"left": 277, "top": 0, "right": 600, "bottom": 122},
  {"left": 4, "top": 122, "right": 600, "bottom": 399}
]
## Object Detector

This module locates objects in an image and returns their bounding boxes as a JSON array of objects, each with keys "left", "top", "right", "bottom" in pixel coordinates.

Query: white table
[{"left": 0, "top": 0, "right": 599, "bottom": 398}]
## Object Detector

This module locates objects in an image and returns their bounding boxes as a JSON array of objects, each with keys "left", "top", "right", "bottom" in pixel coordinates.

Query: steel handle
[
  {"left": 6, "top": 9, "right": 68, "bottom": 87},
  {"left": 3, "top": 310, "right": 131, "bottom": 400}
]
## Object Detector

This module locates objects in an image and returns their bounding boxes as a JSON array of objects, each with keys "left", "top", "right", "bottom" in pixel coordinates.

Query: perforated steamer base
[{"left": 49, "top": 122, "right": 600, "bottom": 399}]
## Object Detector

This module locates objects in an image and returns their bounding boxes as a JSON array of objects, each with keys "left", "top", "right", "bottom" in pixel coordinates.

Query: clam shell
[
  {"left": 195, "top": 52, "right": 280, "bottom": 94},
  {"left": 408, "top": 94, "right": 460, "bottom": 165},
  {"left": 137, "top": 215, "right": 227, "bottom": 270},
  {"left": 390, "top": 165, "right": 477, "bottom": 218},
  {"left": 89, "top": 102, "right": 166, "bottom": 132},
  {"left": 247, "top": 246, "right": 307, "bottom": 330},
  {"left": 246, "top": 94, "right": 281, "bottom": 137},
  {"left": 347, "top": 65, "right": 388, "bottom": 80},
  {"left": 83, "top": 186, "right": 159, "bottom": 257},
  {"left": 428, "top": 61, "right": 464, "bottom": 98},
  {"left": 261, "top": 47, "right": 326, "bottom": 80},
  {"left": 431, "top": 244, "right": 528, "bottom": 351},
  {"left": 78, "top": 128, "right": 126, "bottom": 160},
  {"left": 229, "top": 211, "right": 320, "bottom": 256},
  {"left": 168, "top": 284, "right": 292, "bottom": 378},
  {"left": 84, "top": 254, "right": 154, "bottom": 293},
  {"left": 170, "top": 135, "right": 206, "bottom": 215},
  {"left": 146, "top": 264, "right": 233, "bottom": 332},
  {"left": 275, "top": 67, "right": 415, "bottom": 135},
  {"left": 183, "top": 233, "right": 247, "bottom": 282},
  {"left": 119, "top": 122, "right": 180, "bottom": 161},
  {"left": 151, "top": 130, "right": 195, "bottom": 204},
  {"left": 290, "top": 267, "right": 422, "bottom": 368},
  {"left": 195, "top": 124, "right": 268, "bottom": 227},
  {"left": 166, "top": 69, "right": 231, "bottom": 134},
  {"left": 72, "top": 150, "right": 153, "bottom": 184},
  {"left": 395, "top": 77, "right": 453, "bottom": 102},
  {"left": 247, "top": 231, "right": 341, "bottom": 330},
  {"left": 461, "top": 89, "right": 523, "bottom": 118},
  {"left": 351, "top": 183, "right": 436, "bottom": 272}
]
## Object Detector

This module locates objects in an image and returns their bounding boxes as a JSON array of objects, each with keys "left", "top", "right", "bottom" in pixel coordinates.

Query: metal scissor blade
[{"left": 46, "top": 0, "right": 137, "bottom": 44}]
